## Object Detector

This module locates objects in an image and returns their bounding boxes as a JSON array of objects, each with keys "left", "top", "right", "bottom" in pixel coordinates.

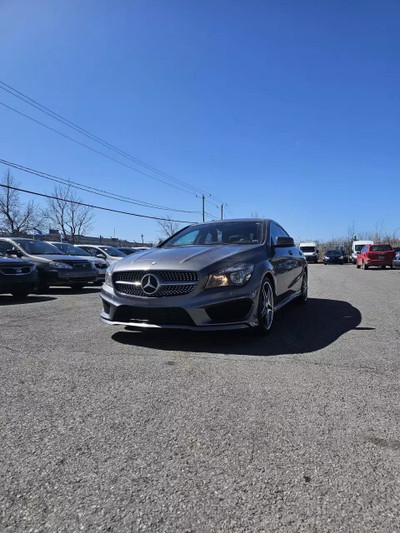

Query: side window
[
  {"left": 361, "top": 246, "right": 367, "bottom": 253},
  {"left": 83, "top": 247, "right": 97, "bottom": 256},
  {"left": 270, "top": 223, "right": 290, "bottom": 246}
]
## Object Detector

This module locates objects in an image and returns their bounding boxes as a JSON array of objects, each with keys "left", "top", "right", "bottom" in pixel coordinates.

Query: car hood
[
  {"left": 0, "top": 256, "right": 33, "bottom": 267},
  {"left": 68, "top": 255, "right": 106, "bottom": 264},
  {"left": 24, "top": 254, "right": 91, "bottom": 263},
  {"left": 113, "top": 244, "right": 264, "bottom": 273}
]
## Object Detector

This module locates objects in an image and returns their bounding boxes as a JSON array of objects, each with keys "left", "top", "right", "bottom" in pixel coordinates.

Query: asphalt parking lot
[{"left": 1, "top": 264, "right": 399, "bottom": 532}]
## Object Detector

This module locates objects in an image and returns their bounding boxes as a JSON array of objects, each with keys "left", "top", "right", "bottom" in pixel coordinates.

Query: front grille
[
  {"left": 113, "top": 270, "right": 198, "bottom": 298},
  {"left": 114, "top": 270, "right": 198, "bottom": 283},
  {"left": 0, "top": 266, "right": 32, "bottom": 275},
  {"left": 61, "top": 261, "right": 93, "bottom": 271},
  {"left": 113, "top": 305, "right": 195, "bottom": 326}
]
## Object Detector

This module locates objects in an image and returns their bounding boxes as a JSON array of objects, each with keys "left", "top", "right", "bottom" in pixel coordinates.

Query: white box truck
[{"left": 299, "top": 242, "right": 319, "bottom": 263}]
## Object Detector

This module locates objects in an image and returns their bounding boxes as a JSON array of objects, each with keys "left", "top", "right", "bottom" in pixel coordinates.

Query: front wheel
[
  {"left": 255, "top": 278, "right": 275, "bottom": 335},
  {"left": 362, "top": 261, "right": 368, "bottom": 270},
  {"left": 297, "top": 271, "right": 308, "bottom": 305},
  {"left": 11, "top": 289, "right": 31, "bottom": 299},
  {"left": 381, "top": 265, "right": 386, "bottom": 270},
  {"left": 69, "top": 284, "right": 85, "bottom": 290}
]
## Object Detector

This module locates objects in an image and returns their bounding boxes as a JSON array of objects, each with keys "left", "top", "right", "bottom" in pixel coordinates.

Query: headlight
[
  {"left": 48, "top": 261, "right": 73, "bottom": 270},
  {"left": 205, "top": 263, "right": 254, "bottom": 289},
  {"left": 105, "top": 267, "right": 113, "bottom": 286}
]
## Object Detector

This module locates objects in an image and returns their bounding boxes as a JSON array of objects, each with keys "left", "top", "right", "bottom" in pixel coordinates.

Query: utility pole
[
  {"left": 220, "top": 203, "right": 227, "bottom": 220},
  {"left": 197, "top": 194, "right": 211, "bottom": 222}
]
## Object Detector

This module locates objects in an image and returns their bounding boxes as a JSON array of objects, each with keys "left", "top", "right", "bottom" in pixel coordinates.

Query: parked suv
[
  {"left": 351, "top": 240, "right": 373, "bottom": 264},
  {"left": 49, "top": 242, "right": 108, "bottom": 284},
  {"left": 0, "top": 238, "right": 97, "bottom": 291},
  {"left": 0, "top": 253, "right": 38, "bottom": 298},
  {"left": 101, "top": 219, "right": 308, "bottom": 334},
  {"left": 356, "top": 244, "right": 395, "bottom": 270}
]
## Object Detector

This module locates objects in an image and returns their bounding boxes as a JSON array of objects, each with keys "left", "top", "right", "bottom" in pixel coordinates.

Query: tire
[
  {"left": 70, "top": 284, "right": 85, "bottom": 290},
  {"left": 255, "top": 277, "right": 275, "bottom": 335},
  {"left": 381, "top": 265, "right": 386, "bottom": 270},
  {"left": 297, "top": 271, "right": 308, "bottom": 305},
  {"left": 36, "top": 282, "right": 50, "bottom": 294},
  {"left": 356, "top": 263, "right": 360, "bottom": 269},
  {"left": 362, "top": 262, "right": 368, "bottom": 270},
  {"left": 11, "top": 289, "right": 31, "bottom": 299}
]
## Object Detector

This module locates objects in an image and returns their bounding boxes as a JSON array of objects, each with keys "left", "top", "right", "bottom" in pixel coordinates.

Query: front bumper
[
  {"left": 0, "top": 270, "right": 38, "bottom": 294},
  {"left": 323, "top": 258, "right": 343, "bottom": 264},
  {"left": 100, "top": 280, "right": 261, "bottom": 330},
  {"left": 44, "top": 269, "right": 97, "bottom": 285}
]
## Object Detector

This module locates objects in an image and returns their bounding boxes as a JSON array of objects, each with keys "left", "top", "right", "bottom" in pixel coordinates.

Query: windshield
[
  {"left": 99, "top": 246, "right": 126, "bottom": 257},
  {"left": 326, "top": 250, "right": 341, "bottom": 256},
  {"left": 163, "top": 221, "right": 264, "bottom": 247},
  {"left": 14, "top": 239, "right": 63, "bottom": 255},
  {"left": 52, "top": 243, "right": 91, "bottom": 256},
  {"left": 370, "top": 245, "right": 392, "bottom": 251},
  {"left": 355, "top": 244, "right": 368, "bottom": 252},
  {"left": 300, "top": 246, "right": 316, "bottom": 253}
]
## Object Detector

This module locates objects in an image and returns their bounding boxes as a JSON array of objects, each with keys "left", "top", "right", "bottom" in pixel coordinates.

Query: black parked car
[
  {"left": 101, "top": 219, "right": 308, "bottom": 334},
  {"left": 0, "top": 238, "right": 97, "bottom": 292},
  {"left": 323, "top": 249, "right": 345, "bottom": 265},
  {"left": 0, "top": 253, "right": 38, "bottom": 298}
]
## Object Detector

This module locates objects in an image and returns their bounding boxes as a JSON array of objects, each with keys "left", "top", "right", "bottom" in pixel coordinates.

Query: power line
[
  {"left": 0, "top": 157, "right": 201, "bottom": 215},
  {"left": 0, "top": 99, "right": 211, "bottom": 197},
  {"left": 0, "top": 183, "right": 197, "bottom": 224},
  {"left": 0, "top": 80, "right": 224, "bottom": 202}
]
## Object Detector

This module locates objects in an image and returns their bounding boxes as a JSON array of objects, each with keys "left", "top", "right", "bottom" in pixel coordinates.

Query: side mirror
[
  {"left": 275, "top": 236, "right": 295, "bottom": 247},
  {"left": 96, "top": 253, "right": 106, "bottom": 259}
]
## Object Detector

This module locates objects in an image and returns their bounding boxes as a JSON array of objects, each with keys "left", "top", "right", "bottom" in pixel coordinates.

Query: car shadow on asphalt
[
  {"left": 0, "top": 296, "right": 56, "bottom": 306},
  {"left": 111, "top": 298, "right": 366, "bottom": 357}
]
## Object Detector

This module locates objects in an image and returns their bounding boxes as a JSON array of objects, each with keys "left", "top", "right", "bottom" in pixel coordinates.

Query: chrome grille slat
[{"left": 113, "top": 270, "right": 198, "bottom": 298}]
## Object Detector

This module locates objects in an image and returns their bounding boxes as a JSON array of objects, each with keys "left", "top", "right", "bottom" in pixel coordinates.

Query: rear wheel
[
  {"left": 381, "top": 265, "right": 386, "bottom": 269},
  {"left": 255, "top": 278, "right": 274, "bottom": 335}
]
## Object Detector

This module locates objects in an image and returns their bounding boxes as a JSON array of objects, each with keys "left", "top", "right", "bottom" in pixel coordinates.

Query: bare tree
[
  {"left": 157, "top": 217, "right": 181, "bottom": 240},
  {"left": 0, "top": 169, "right": 42, "bottom": 235},
  {"left": 44, "top": 185, "right": 94, "bottom": 243}
]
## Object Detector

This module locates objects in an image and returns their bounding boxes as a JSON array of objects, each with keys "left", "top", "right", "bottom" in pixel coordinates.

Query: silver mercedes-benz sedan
[{"left": 100, "top": 219, "right": 308, "bottom": 334}]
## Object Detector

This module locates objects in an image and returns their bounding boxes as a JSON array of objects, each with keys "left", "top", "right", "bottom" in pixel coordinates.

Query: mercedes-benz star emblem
[{"left": 141, "top": 273, "right": 159, "bottom": 295}]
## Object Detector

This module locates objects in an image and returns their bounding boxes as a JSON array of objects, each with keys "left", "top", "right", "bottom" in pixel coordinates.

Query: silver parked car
[
  {"left": 77, "top": 245, "right": 126, "bottom": 266},
  {"left": 49, "top": 242, "right": 108, "bottom": 284},
  {"left": 100, "top": 219, "right": 308, "bottom": 334}
]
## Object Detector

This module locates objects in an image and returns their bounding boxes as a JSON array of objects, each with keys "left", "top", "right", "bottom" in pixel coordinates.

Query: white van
[
  {"left": 299, "top": 242, "right": 319, "bottom": 263},
  {"left": 351, "top": 240, "right": 374, "bottom": 264}
]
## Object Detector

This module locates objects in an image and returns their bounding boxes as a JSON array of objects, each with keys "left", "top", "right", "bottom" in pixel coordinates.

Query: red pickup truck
[{"left": 356, "top": 244, "right": 396, "bottom": 270}]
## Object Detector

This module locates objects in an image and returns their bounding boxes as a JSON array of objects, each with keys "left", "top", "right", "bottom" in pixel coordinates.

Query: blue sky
[{"left": 0, "top": 0, "right": 399, "bottom": 243}]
